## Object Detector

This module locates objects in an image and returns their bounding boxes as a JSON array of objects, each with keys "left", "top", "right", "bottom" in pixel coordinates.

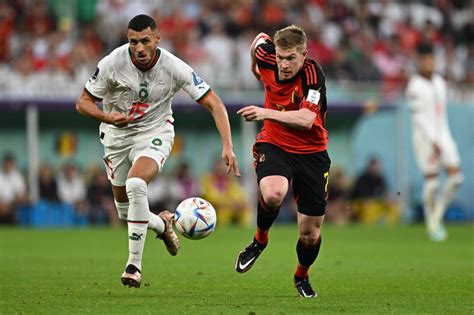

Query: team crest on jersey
[
  {"left": 192, "top": 72, "right": 204, "bottom": 85},
  {"left": 152, "top": 138, "right": 162, "bottom": 146},
  {"left": 138, "top": 82, "right": 149, "bottom": 101}
]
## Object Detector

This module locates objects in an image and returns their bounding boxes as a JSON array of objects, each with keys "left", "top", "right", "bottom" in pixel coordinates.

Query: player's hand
[
  {"left": 106, "top": 112, "right": 132, "bottom": 127},
  {"left": 237, "top": 106, "right": 266, "bottom": 122},
  {"left": 222, "top": 146, "right": 241, "bottom": 177}
]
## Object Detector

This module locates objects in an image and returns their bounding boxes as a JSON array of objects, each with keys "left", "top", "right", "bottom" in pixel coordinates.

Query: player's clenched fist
[{"left": 106, "top": 112, "right": 132, "bottom": 127}]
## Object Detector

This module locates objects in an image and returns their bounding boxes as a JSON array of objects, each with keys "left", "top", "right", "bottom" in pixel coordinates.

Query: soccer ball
[{"left": 174, "top": 197, "right": 216, "bottom": 240}]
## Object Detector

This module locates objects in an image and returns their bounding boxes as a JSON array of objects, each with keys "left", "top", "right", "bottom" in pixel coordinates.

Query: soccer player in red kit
[{"left": 235, "top": 25, "right": 330, "bottom": 298}]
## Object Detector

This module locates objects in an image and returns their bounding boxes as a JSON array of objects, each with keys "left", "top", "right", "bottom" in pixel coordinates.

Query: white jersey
[
  {"left": 406, "top": 73, "right": 460, "bottom": 172},
  {"left": 405, "top": 73, "right": 452, "bottom": 143},
  {"left": 84, "top": 44, "right": 210, "bottom": 148}
]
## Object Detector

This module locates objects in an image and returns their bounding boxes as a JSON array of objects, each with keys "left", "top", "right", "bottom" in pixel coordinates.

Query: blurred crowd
[
  {"left": 0, "top": 152, "right": 399, "bottom": 227},
  {"left": 0, "top": 0, "right": 473, "bottom": 99}
]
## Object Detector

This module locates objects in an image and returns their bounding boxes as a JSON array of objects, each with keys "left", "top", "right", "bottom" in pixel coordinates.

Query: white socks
[
  {"left": 115, "top": 201, "right": 165, "bottom": 233},
  {"left": 126, "top": 178, "right": 150, "bottom": 271},
  {"left": 422, "top": 177, "right": 439, "bottom": 233},
  {"left": 432, "top": 173, "right": 464, "bottom": 229},
  {"left": 149, "top": 212, "right": 165, "bottom": 235},
  {"left": 123, "top": 177, "right": 166, "bottom": 272},
  {"left": 423, "top": 173, "right": 463, "bottom": 233},
  {"left": 115, "top": 200, "right": 129, "bottom": 220}
]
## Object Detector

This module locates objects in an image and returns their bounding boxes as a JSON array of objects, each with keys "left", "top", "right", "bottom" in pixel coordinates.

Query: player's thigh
[
  {"left": 440, "top": 137, "right": 461, "bottom": 173},
  {"left": 128, "top": 156, "right": 159, "bottom": 183},
  {"left": 292, "top": 150, "right": 330, "bottom": 216},
  {"left": 254, "top": 143, "right": 292, "bottom": 204},
  {"left": 412, "top": 133, "right": 440, "bottom": 175},
  {"left": 297, "top": 212, "right": 324, "bottom": 245},
  {"left": 128, "top": 128, "right": 174, "bottom": 183},
  {"left": 102, "top": 146, "right": 133, "bottom": 187}
]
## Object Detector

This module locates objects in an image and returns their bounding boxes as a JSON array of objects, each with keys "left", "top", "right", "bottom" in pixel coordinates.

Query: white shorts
[
  {"left": 102, "top": 125, "right": 174, "bottom": 186},
  {"left": 413, "top": 132, "right": 461, "bottom": 175}
]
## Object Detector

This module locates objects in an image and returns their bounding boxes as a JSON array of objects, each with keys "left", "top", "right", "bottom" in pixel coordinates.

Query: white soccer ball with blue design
[{"left": 174, "top": 197, "right": 216, "bottom": 240}]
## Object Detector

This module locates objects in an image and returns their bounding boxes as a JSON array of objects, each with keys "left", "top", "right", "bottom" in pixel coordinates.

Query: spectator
[
  {"left": 0, "top": 0, "right": 472, "bottom": 98},
  {"left": 38, "top": 163, "right": 59, "bottom": 202},
  {"left": 325, "top": 167, "right": 352, "bottom": 225},
  {"left": 87, "top": 167, "right": 120, "bottom": 226},
  {"left": 57, "top": 163, "right": 87, "bottom": 216},
  {"left": 147, "top": 174, "right": 172, "bottom": 214},
  {"left": 0, "top": 153, "right": 27, "bottom": 224},
  {"left": 350, "top": 157, "right": 399, "bottom": 225},
  {"left": 168, "top": 162, "right": 200, "bottom": 211},
  {"left": 200, "top": 159, "right": 251, "bottom": 226}
]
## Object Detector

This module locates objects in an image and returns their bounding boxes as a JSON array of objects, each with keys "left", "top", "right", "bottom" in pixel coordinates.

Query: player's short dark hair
[
  {"left": 274, "top": 25, "right": 307, "bottom": 52},
  {"left": 417, "top": 42, "right": 433, "bottom": 55},
  {"left": 128, "top": 14, "right": 156, "bottom": 32}
]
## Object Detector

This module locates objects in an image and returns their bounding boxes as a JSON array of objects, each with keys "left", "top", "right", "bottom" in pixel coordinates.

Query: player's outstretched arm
[
  {"left": 237, "top": 106, "right": 316, "bottom": 130},
  {"left": 76, "top": 90, "right": 131, "bottom": 127},
  {"left": 200, "top": 91, "right": 241, "bottom": 177}
]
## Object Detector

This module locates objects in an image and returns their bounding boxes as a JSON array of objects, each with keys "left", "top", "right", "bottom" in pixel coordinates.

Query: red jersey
[{"left": 255, "top": 41, "right": 328, "bottom": 154}]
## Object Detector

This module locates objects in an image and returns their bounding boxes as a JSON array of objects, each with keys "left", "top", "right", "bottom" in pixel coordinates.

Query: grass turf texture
[{"left": 0, "top": 224, "right": 472, "bottom": 314}]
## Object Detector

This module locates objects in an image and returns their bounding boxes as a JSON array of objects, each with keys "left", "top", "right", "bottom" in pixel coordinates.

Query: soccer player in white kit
[
  {"left": 406, "top": 43, "right": 463, "bottom": 241},
  {"left": 76, "top": 15, "right": 240, "bottom": 287}
]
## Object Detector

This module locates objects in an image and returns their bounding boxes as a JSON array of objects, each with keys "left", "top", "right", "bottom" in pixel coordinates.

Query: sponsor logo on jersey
[{"left": 192, "top": 72, "right": 204, "bottom": 85}]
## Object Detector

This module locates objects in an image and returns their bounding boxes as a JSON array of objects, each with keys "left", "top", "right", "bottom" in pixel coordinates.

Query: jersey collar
[{"left": 128, "top": 47, "right": 161, "bottom": 72}]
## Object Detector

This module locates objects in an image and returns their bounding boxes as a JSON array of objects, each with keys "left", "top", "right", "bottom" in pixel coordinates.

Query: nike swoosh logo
[{"left": 238, "top": 257, "right": 256, "bottom": 270}]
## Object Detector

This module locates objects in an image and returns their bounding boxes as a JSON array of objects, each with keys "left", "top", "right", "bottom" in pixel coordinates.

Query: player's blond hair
[{"left": 274, "top": 25, "right": 307, "bottom": 52}]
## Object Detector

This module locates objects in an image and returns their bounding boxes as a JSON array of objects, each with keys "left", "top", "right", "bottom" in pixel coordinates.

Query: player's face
[
  {"left": 419, "top": 54, "right": 435, "bottom": 75},
  {"left": 275, "top": 46, "right": 307, "bottom": 80},
  {"left": 127, "top": 27, "right": 160, "bottom": 66}
]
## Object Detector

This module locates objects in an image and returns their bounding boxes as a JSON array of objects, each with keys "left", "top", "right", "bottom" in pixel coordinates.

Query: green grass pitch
[{"left": 1, "top": 224, "right": 473, "bottom": 314}]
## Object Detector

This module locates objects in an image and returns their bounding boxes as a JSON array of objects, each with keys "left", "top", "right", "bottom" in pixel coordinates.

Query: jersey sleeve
[
  {"left": 84, "top": 56, "right": 112, "bottom": 101},
  {"left": 255, "top": 42, "right": 276, "bottom": 69},
  {"left": 301, "top": 60, "right": 326, "bottom": 113},
  {"left": 174, "top": 57, "right": 211, "bottom": 103}
]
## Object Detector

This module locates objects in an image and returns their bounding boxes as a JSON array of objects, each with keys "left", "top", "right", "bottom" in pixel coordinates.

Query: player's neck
[
  {"left": 130, "top": 48, "right": 160, "bottom": 72},
  {"left": 419, "top": 70, "right": 433, "bottom": 80}
]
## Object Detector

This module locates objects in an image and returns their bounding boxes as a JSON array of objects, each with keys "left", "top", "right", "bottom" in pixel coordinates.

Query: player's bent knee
[
  {"left": 299, "top": 230, "right": 321, "bottom": 247},
  {"left": 262, "top": 190, "right": 285, "bottom": 208},
  {"left": 125, "top": 177, "right": 147, "bottom": 199},
  {"left": 449, "top": 172, "right": 464, "bottom": 186}
]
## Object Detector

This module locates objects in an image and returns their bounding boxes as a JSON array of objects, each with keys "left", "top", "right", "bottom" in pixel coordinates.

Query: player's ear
[
  {"left": 155, "top": 32, "right": 161, "bottom": 44},
  {"left": 302, "top": 49, "right": 308, "bottom": 58}
]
